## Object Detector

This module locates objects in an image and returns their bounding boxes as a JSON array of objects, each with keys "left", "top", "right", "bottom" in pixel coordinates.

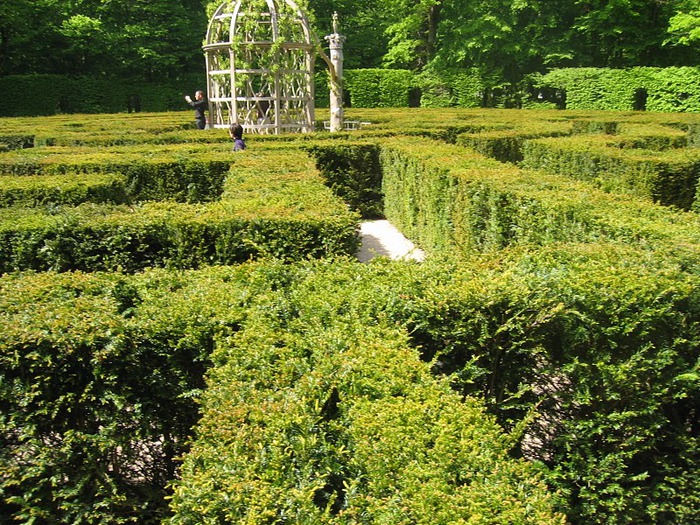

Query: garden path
[{"left": 357, "top": 220, "right": 425, "bottom": 263}]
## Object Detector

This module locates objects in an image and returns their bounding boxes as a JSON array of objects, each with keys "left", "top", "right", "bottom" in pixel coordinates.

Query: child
[{"left": 229, "top": 123, "right": 246, "bottom": 151}]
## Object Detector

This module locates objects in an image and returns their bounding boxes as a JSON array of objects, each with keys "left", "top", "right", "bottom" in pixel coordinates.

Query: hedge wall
[
  {"left": 344, "top": 68, "right": 414, "bottom": 108},
  {"left": 306, "top": 142, "right": 384, "bottom": 218},
  {"left": 0, "top": 73, "right": 206, "bottom": 116},
  {"left": 642, "top": 67, "right": 700, "bottom": 113},
  {"left": 342, "top": 68, "right": 485, "bottom": 109},
  {"left": 375, "top": 136, "right": 700, "bottom": 265},
  {"left": 538, "top": 67, "right": 700, "bottom": 112},
  {"left": 389, "top": 245, "right": 700, "bottom": 525},
  {"left": 304, "top": 121, "right": 700, "bottom": 522},
  {"left": 167, "top": 259, "right": 565, "bottom": 524},
  {"left": 4, "top": 67, "right": 700, "bottom": 115},
  {"left": 521, "top": 134, "right": 700, "bottom": 210},
  {"left": 414, "top": 69, "right": 484, "bottom": 108},
  {"left": 4, "top": 248, "right": 700, "bottom": 524},
  {"left": 2, "top": 108, "right": 700, "bottom": 525},
  {"left": 0, "top": 172, "right": 130, "bottom": 208},
  {"left": 0, "top": 144, "right": 359, "bottom": 273}
]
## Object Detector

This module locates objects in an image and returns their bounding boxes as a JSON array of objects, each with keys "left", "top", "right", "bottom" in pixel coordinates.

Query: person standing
[{"left": 184, "top": 90, "right": 208, "bottom": 130}]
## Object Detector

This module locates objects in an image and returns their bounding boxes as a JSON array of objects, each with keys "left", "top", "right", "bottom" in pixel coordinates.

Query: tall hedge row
[
  {"left": 0, "top": 268, "right": 244, "bottom": 524},
  {"left": 414, "top": 69, "right": 484, "bottom": 108},
  {"left": 376, "top": 136, "right": 700, "bottom": 264},
  {"left": 344, "top": 69, "right": 414, "bottom": 108},
  {"left": 3, "top": 68, "right": 700, "bottom": 115},
  {"left": 0, "top": 145, "right": 360, "bottom": 273},
  {"left": 386, "top": 246, "right": 700, "bottom": 524},
  {"left": 4, "top": 249, "right": 700, "bottom": 523},
  {"left": 538, "top": 67, "right": 700, "bottom": 112},
  {"left": 342, "top": 66, "right": 700, "bottom": 111},
  {"left": 306, "top": 142, "right": 384, "bottom": 218},
  {"left": 0, "top": 73, "right": 206, "bottom": 116},
  {"left": 521, "top": 134, "right": 700, "bottom": 210}
]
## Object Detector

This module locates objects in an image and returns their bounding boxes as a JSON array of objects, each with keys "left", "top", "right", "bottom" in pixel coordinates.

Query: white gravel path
[{"left": 356, "top": 220, "right": 425, "bottom": 263}]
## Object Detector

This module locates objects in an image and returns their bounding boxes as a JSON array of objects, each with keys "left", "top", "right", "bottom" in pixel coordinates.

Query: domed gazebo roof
[{"left": 204, "top": 0, "right": 316, "bottom": 134}]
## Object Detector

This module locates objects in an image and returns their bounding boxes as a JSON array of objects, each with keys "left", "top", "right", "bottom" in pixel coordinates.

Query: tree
[
  {"left": 381, "top": 0, "right": 441, "bottom": 69},
  {"left": 429, "top": 0, "right": 577, "bottom": 82},
  {"left": 58, "top": 14, "right": 108, "bottom": 76},
  {"left": 568, "top": 0, "right": 688, "bottom": 67},
  {"left": 667, "top": 7, "right": 700, "bottom": 46},
  {"left": 0, "top": 0, "right": 67, "bottom": 75},
  {"left": 96, "top": 0, "right": 208, "bottom": 80},
  {"left": 2, "top": 0, "right": 699, "bottom": 88},
  {"left": 0, "top": 0, "right": 208, "bottom": 80},
  {"left": 309, "top": 0, "right": 394, "bottom": 69}
]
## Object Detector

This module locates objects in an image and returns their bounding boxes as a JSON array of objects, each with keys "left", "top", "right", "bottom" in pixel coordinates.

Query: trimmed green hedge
[
  {"left": 0, "top": 74, "right": 206, "bottom": 116},
  {"left": 4, "top": 68, "right": 700, "bottom": 116},
  {"left": 0, "top": 134, "right": 34, "bottom": 151},
  {"left": 344, "top": 69, "right": 414, "bottom": 108},
  {"left": 0, "top": 265, "right": 265, "bottom": 524},
  {"left": 342, "top": 68, "right": 484, "bottom": 109},
  {"left": 306, "top": 142, "right": 384, "bottom": 218},
  {"left": 536, "top": 68, "right": 643, "bottom": 111},
  {"left": 0, "top": 173, "right": 129, "bottom": 208},
  {"left": 641, "top": 67, "right": 700, "bottom": 113},
  {"left": 3, "top": 108, "right": 700, "bottom": 525},
  {"left": 521, "top": 134, "right": 700, "bottom": 209},
  {"left": 4, "top": 248, "right": 700, "bottom": 524},
  {"left": 387, "top": 245, "right": 700, "bottom": 524},
  {"left": 0, "top": 145, "right": 233, "bottom": 204},
  {"left": 0, "top": 145, "right": 359, "bottom": 272},
  {"left": 167, "top": 259, "right": 565, "bottom": 525},
  {"left": 538, "top": 67, "right": 700, "bottom": 112},
  {"left": 456, "top": 120, "right": 572, "bottom": 163},
  {"left": 415, "top": 69, "right": 484, "bottom": 108},
  {"left": 378, "top": 137, "right": 700, "bottom": 268}
]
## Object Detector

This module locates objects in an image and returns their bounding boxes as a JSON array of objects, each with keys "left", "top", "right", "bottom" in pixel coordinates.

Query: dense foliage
[
  {"left": 2, "top": 0, "right": 700, "bottom": 114},
  {"left": 167, "top": 260, "right": 565, "bottom": 525},
  {"left": 0, "top": 0, "right": 208, "bottom": 81},
  {"left": 1, "top": 108, "right": 700, "bottom": 523},
  {"left": 0, "top": 74, "right": 206, "bottom": 116},
  {"left": 536, "top": 67, "right": 700, "bottom": 112},
  {"left": 2, "top": 0, "right": 699, "bottom": 93},
  {"left": 4, "top": 66, "right": 700, "bottom": 116}
]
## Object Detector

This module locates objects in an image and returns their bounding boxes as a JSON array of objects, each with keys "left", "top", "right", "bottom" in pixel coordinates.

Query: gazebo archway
[{"left": 204, "top": 0, "right": 316, "bottom": 134}]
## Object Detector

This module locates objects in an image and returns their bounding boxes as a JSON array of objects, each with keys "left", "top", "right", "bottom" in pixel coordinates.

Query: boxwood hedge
[
  {"left": 0, "top": 144, "right": 360, "bottom": 273},
  {"left": 1, "top": 108, "right": 700, "bottom": 525}
]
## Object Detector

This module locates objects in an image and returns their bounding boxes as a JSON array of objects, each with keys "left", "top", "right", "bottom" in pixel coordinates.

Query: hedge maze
[{"left": 1, "top": 108, "right": 700, "bottom": 524}]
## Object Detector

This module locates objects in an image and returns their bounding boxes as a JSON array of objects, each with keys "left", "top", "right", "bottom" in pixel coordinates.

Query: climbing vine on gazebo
[{"left": 204, "top": 0, "right": 329, "bottom": 134}]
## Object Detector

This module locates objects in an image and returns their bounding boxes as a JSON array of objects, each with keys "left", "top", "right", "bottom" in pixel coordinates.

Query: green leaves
[
  {"left": 0, "top": 143, "right": 359, "bottom": 272},
  {"left": 168, "top": 260, "right": 564, "bottom": 524},
  {"left": 2, "top": 108, "right": 700, "bottom": 524},
  {"left": 344, "top": 69, "right": 415, "bottom": 108},
  {"left": 667, "top": 8, "right": 700, "bottom": 46}
]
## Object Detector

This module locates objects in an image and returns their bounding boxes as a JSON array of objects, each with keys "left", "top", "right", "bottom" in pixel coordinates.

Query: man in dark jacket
[{"left": 185, "top": 90, "right": 207, "bottom": 130}]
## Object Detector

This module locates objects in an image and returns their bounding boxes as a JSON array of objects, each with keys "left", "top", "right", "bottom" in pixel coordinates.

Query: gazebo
[{"left": 203, "top": 0, "right": 316, "bottom": 134}]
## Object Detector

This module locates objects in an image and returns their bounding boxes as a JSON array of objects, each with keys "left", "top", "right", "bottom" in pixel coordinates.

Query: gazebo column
[{"left": 325, "top": 13, "right": 345, "bottom": 133}]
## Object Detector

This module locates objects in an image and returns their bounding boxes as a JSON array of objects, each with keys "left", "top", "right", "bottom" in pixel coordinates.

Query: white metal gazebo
[{"left": 204, "top": 0, "right": 316, "bottom": 134}]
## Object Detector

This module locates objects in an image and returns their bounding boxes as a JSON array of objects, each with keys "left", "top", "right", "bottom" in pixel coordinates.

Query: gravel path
[{"left": 356, "top": 220, "right": 425, "bottom": 263}]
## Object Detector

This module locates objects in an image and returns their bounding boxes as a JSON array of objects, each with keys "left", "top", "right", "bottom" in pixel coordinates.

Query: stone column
[{"left": 325, "top": 13, "right": 346, "bottom": 132}]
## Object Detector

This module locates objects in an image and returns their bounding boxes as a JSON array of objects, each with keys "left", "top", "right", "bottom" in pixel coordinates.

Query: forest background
[{"left": 1, "top": 0, "right": 700, "bottom": 114}]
